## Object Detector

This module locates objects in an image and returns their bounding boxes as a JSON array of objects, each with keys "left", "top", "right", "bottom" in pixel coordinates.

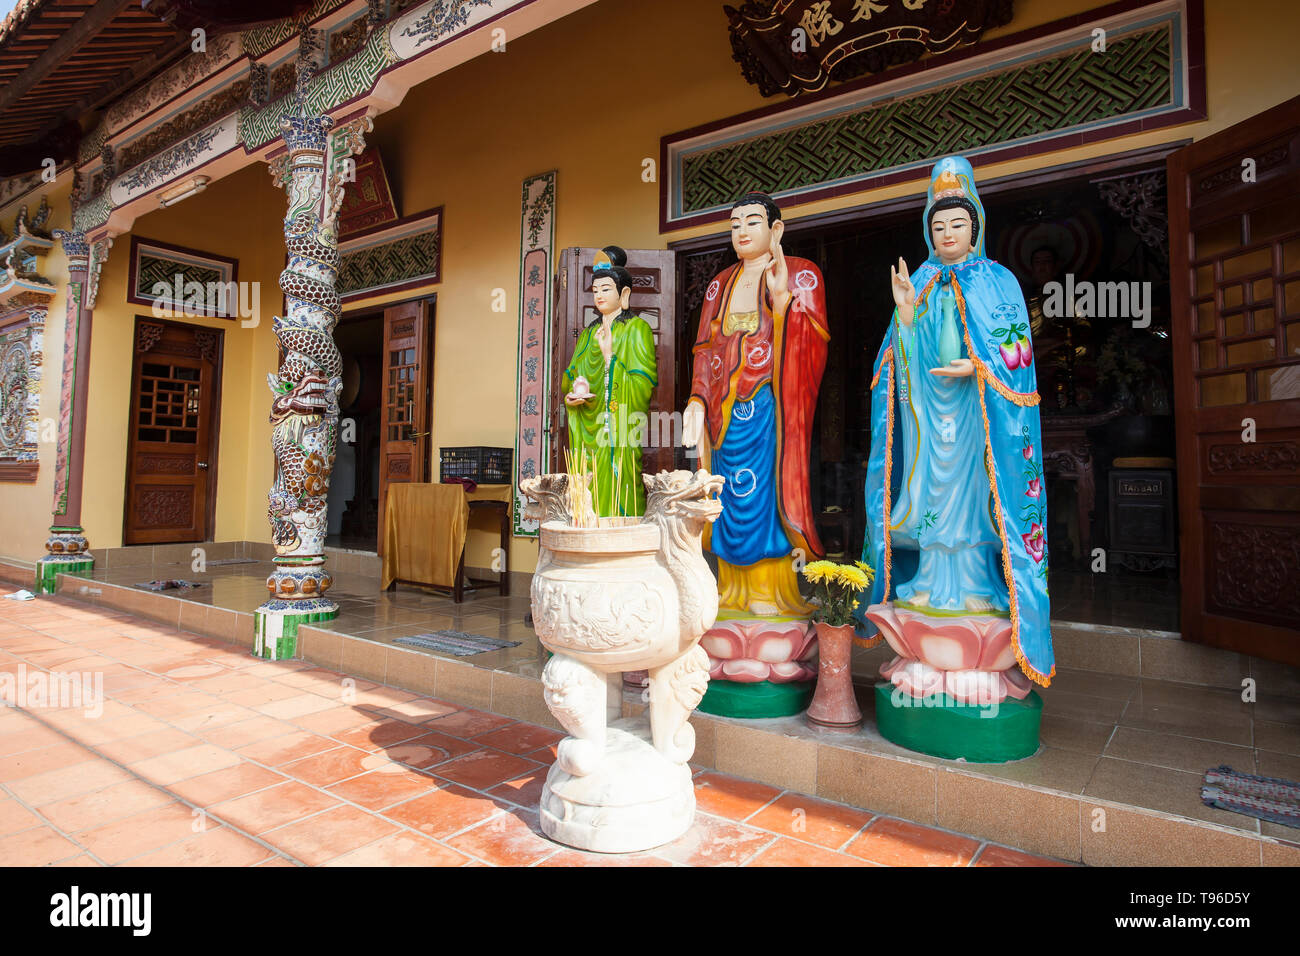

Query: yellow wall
[{"left": 4, "top": 0, "right": 1297, "bottom": 576}]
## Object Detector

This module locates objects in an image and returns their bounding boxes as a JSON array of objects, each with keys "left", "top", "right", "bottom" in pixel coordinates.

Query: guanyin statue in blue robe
[{"left": 858, "top": 156, "right": 1054, "bottom": 689}]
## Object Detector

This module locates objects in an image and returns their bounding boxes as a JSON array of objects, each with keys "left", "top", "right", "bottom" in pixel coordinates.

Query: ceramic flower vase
[{"left": 805, "top": 622, "right": 861, "bottom": 729}]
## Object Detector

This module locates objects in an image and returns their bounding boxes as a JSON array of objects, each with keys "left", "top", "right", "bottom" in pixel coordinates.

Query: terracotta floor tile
[
  {"left": 525, "top": 743, "right": 558, "bottom": 765},
  {"left": 131, "top": 691, "right": 220, "bottom": 719},
  {"left": 255, "top": 693, "right": 340, "bottom": 720},
  {"left": 0, "top": 797, "right": 41, "bottom": 836},
  {"left": 660, "top": 813, "right": 773, "bottom": 866},
  {"left": 447, "top": 810, "right": 558, "bottom": 866},
  {"left": 39, "top": 779, "right": 176, "bottom": 833},
  {"left": 0, "top": 741, "right": 96, "bottom": 780},
  {"left": 0, "top": 722, "right": 67, "bottom": 756},
  {"left": 8, "top": 758, "right": 133, "bottom": 806},
  {"left": 747, "top": 792, "right": 875, "bottom": 850},
  {"left": 380, "top": 697, "right": 460, "bottom": 723},
  {"left": 222, "top": 682, "right": 305, "bottom": 708},
  {"left": 48, "top": 853, "right": 103, "bottom": 867},
  {"left": 325, "top": 831, "right": 471, "bottom": 867},
  {"left": 76, "top": 802, "right": 202, "bottom": 865},
  {"left": 326, "top": 764, "right": 441, "bottom": 810},
  {"left": 200, "top": 717, "right": 301, "bottom": 750},
  {"left": 538, "top": 848, "right": 673, "bottom": 867},
  {"left": 66, "top": 711, "right": 169, "bottom": 746},
  {"left": 487, "top": 767, "right": 549, "bottom": 808},
  {"left": 748, "top": 837, "right": 873, "bottom": 867},
  {"left": 171, "top": 702, "right": 263, "bottom": 735},
  {"left": 292, "top": 706, "right": 382, "bottom": 736},
  {"left": 170, "top": 762, "right": 288, "bottom": 806},
  {"left": 121, "top": 827, "right": 276, "bottom": 867},
  {"left": 129, "top": 744, "right": 242, "bottom": 786},
  {"left": 96, "top": 728, "right": 200, "bottom": 764},
  {"left": 0, "top": 825, "right": 83, "bottom": 865},
  {"left": 426, "top": 709, "right": 517, "bottom": 737},
  {"left": 262, "top": 804, "right": 398, "bottom": 866},
  {"left": 210, "top": 781, "right": 341, "bottom": 835},
  {"left": 383, "top": 784, "right": 509, "bottom": 840},
  {"left": 975, "top": 844, "right": 1071, "bottom": 867},
  {"left": 434, "top": 749, "right": 542, "bottom": 790},
  {"left": 846, "top": 818, "right": 980, "bottom": 867},
  {"left": 333, "top": 719, "right": 430, "bottom": 752},
  {"left": 381, "top": 734, "right": 464, "bottom": 770},
  {"left": 692, "top": 772, "right": 783, "bottom": 822},
  {"left": 236, "top": 731, "right": 339, "bottom": 766},
  {"left": 280, "top": 745, "right": 374, "bottom": 786},
  {"left": 475, "top": 722, "right": 565, "bottom": 755}
]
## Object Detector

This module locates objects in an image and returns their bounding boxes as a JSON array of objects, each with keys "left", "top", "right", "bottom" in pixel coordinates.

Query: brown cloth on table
[{"left": 381, "top": 483, "right": 513, "bottom": 590}]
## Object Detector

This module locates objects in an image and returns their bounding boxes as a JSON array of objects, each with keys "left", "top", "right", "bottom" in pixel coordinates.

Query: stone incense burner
[{"left": 520, "top": 469, "right": 724, "bottom": 853}]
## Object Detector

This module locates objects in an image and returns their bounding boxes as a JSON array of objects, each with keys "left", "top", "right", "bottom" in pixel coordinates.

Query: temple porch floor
[{"left": 1, "top": 543, "right": 1297, "bottom": 866}]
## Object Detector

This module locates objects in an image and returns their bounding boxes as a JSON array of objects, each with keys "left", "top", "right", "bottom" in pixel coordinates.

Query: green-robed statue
[{"left": 561, "top": 246, "right": 658, "bottom": 516}]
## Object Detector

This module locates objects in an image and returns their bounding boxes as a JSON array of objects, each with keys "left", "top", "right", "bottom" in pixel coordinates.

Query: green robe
[{"left": 561, "top": 313, "right": 657, "bottom": 516}]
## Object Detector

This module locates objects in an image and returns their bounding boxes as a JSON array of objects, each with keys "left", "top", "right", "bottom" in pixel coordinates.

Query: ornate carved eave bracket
[
  {"left": 1095, "top": 170, "right": 1169, "bottom": 262},
  {"left": 725, "top": 0, "right": 1014, "bottom": 97}
]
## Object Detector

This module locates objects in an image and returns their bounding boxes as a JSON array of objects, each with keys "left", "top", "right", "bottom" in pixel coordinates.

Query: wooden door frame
[
  {"left": 1166, "top": 95, "right": 1300, "bottom": 661},
  {"left": 121, "top": 316, "right": 225, "bottom": 545}
]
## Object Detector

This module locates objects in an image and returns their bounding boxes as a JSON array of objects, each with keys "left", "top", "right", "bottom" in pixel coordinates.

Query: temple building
[{"left": 0, "top": 0, "right": 1296, "bottom": 865}]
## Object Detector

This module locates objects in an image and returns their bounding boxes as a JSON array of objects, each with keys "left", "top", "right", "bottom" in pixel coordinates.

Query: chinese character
[
  {"left": 527, "top": 264, "right": 543, "bottom": 287},
  {"left": 526, "top": 329, "right": 539, "bottom": 349},
  {"left": 521, "top": 459, "right": 536, "bottom": 479},
  {"left": 523, "top": 427, "right": 536, "bottom": 446},
  {"left": 800, "top": 1, "right": 844, "bottom": 46},
  {"left": 526, "top": 297, "right": 542, "bottom": 320},
  {"left": 852, "top": 0, "right": 889, "bottom": 22},
  {"left": 522, "top": 394, "right": 539, "bottom": 417},
  {"left": 524, "top": 356, "right": 538, "bottom": 382}
]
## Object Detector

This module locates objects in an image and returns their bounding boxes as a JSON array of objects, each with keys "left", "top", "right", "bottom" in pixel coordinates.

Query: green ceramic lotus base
[
  {"left": 35, "top": 555, "right": 94, "bottom": 595},
  {"left": 874, "top": 682, "right": 1042, "bottom": 763},
  {"left": 697, "top": 678, "right": 814, "bottom": 718},
  {"left": 253, "top": 600, "right": 338, "bottom": 661}
]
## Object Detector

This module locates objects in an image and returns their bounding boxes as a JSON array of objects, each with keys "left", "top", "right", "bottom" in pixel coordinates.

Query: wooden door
[
  {"left": 548, "top": 248, "right": 677, "bottom": 477},
  {"left": 124, "top": 319, "right": 222, "bottom": 545},
  {"left": 378, "top": 299, "right": 434, "bottom": 548},
  {"left": 1167, "top": 95, "right": 1300, "bottom": 664}
]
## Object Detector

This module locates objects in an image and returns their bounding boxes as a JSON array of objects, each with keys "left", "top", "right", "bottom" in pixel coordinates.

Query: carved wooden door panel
[
  {"left": 124, "top": 320, "right": 222, "bottom": 545},
  {"left": 1167, "top": 95, "right": 1300, "bottom": 664},
  {"left": 378, "top": 299, "right": 434, "bottom": 550},
  {"left": 548, "top": 248, "right": 677, "bottom": 478}
]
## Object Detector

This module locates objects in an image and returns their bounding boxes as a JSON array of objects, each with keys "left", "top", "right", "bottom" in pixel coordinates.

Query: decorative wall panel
[
  {"left": 127, "top": 237, "right": 240, "bottom": 319},
  {"left": 337, "top": 208, "right": 442, "bottom": 301}
]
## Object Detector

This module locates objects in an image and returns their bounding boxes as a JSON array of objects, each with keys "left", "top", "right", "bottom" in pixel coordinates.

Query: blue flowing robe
[{"left": 857, "top": 156, "right": 1054, "bottom": 687}]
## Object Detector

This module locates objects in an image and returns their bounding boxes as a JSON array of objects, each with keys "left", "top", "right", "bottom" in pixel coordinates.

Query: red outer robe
[{"left": 689, "top": 257, "right": 829, "bottom": 559}]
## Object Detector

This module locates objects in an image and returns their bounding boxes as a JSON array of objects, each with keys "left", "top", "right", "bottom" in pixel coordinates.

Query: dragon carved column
[{"left": 252, "top": 77, "right": 372, "bottom": 660}]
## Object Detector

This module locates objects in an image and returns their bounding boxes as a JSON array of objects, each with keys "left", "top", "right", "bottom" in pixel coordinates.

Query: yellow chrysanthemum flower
[
  {"left": 801, "top": 560, "right": 836, "bottom": 584},
  {"left": 854, "top": 560, "right": 876, "bottom": 582},
  {"left": 833, "top": 564, "right": 871, "bottom": 591}
]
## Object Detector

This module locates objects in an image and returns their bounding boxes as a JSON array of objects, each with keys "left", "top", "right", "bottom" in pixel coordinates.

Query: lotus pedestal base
[
  {"left": 253, "top": 599, "right": 338, "bottom": 660},
  {"left": 697, "top": 613, "right": 817, "bottom": 717},
  {"left": 540, "top": 718, "right": 694, "bottom": 853},
  {"left": 874, "top": 682, "right": 1042, "bottom": 762}
]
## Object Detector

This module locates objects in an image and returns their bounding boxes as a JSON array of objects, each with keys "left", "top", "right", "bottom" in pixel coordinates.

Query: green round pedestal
[
  {"left": 874, "top": 682, "right": 1042, "bottom": 763},
  {"left": 698, "top": 679, "right": 814, "bottom": 718}
]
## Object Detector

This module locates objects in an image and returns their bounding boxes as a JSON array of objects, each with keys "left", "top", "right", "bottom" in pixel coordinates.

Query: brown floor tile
[
  {"left": 383, "top": 783, "right": 509, "bottom": 840},
  {"left": 292, "top": 705, "right": 382, "bottom": 736},
  {"left": 8, "top": 758, "right": 134, "bottom": 806},
  {"left": 379, "top": 697, "right": 460, "bottom": 723},
  {"left": 0, "top": 741, "right": 96, "bottom": 780},
  {"left": 75, "top": 802, "right": 202, "bottom": 865},
  {"left": 128, "top": 744, "right": 242, "bottom": 786},
  {"left": 280, "top": 746, "right": 374, "bottom": 786},
  {"left": 170, "top": 762, "right": 288, "bottom": 806},
  {"left": 0, "top": 797, "right": 41, "bottom": 836},
  {"left": 526, "top": 743, "right": 558, "bottom": 765},
  {"left": 747, "top": 837, "right": 872, "bottom": 867},
  {"left": 975, "top": 844, "right": 1071, "bottom": 867},
  {"left": 475, "top": 722, "right": 565, "bottom": 755},
  {"left": 846, "top": 818, "right": 980, "bottom": 867},
  {"left": 381, "top": 733, "right": 466, "bottom": 770},
  {"left": 746, "top": 792, "right": 875, "bottom": 849},
  {"left": 121, "top": 827, "right": 275, "bottom": 867},
  {"left": 332, "top": 718, "right": 430, "bottom": 752},
  {"left": 255, "top": 693, "right": 340, "bottom": 720},
  {"left": 538, "top": 848, "right": 673, "bottom": 867},
  {"left": 692, "top": 772, "right": 783, "bottom": 822},
  {"left": 325, "top": 764, "right": 441, "bottom": 810},
  {"left": 659, "top": 813, "right": 772, "bottom": 866},
  {"left": 210, "top": 781, "right": 341, "bottom": 835},
  {"left": 446, "top": 810, "right": 557, "bottom": 866},
  {"left": 262, "top": 804, "right": 398, "bottom": 865},
  {"left": 325, "top": 832, "right": 471, "bottom": 867},
  {"left": 96, "top": 728, "right": 200, "bottom": 764},
  {"left": 38, "top": 779, "right": 176, "bottom": 833},
  {"left": 433, "top": 749, "right": 541, "bottom": 790},
  {"left": 426, "top": 708, "right": 517, "bottom": 737},
  {"left": 487, "top": 766, "right": 549, "bottom": 808},
  {"left": 199, "top": 716, "right": 302, "bottom": 750}
]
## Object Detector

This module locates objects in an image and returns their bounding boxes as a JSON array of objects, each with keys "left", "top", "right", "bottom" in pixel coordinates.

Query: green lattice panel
[
  {"left": 681, "top": 26, "right": 1172, "bottom": 214},
  {"left": 136, "top": 254, "right": 224, "bottom": 294},
  {"left": 338, "top": 229, "right": 440, "bottom": 295}
]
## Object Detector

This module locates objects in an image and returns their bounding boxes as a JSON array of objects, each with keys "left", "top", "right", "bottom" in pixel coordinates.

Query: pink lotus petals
[
  {"left": 1022, "top": 524, "right": 1046, "bottom": 563},
  {"left": 1016, "top": 337, "right": 1033, "bottom": 367},
  {"left": 701, "top": 618, "right": 817, "bottom": 684},
  {"left": 866, "top": 602, "right": 1028, "bottom": 704},
  {"left": 999, "top": 342, "right": 1021, "bottom": 370},
  {"left": 1025, "top": 478, "right": 1041, "bottom": 498}
]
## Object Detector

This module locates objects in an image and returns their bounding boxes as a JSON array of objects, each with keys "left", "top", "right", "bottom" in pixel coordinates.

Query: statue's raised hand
[
  {"left": 930, "top": 359, "right": 975, "bottom": 378},
  {"left": 765, "top": 220, "right": 792, "bottom": 312},
  {"left": 891, "top": 257, "right": 916, "bottom": 326}
]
